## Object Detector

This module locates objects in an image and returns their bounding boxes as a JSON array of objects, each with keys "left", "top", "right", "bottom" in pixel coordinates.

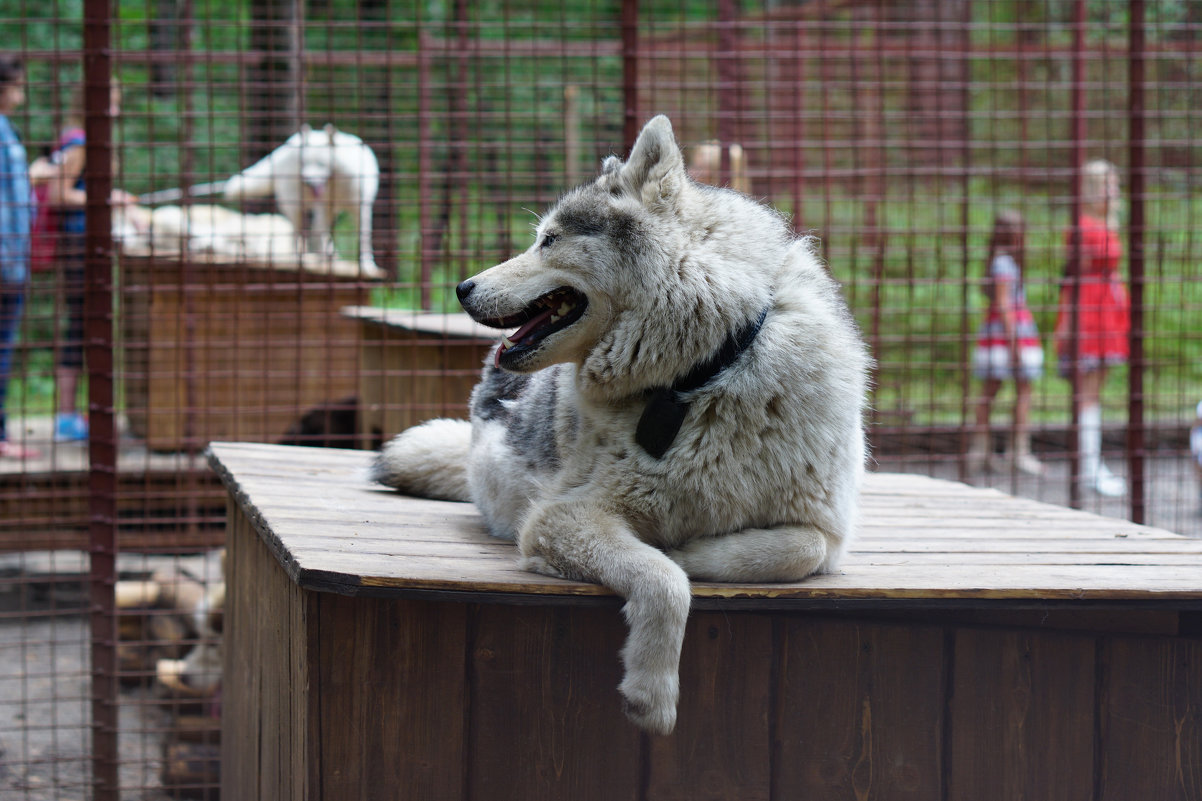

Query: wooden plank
[
  {"left": 317, "top": 595, "right": 467, "bottom": 801},
  {"left": 647, "top": 612, "right": 774, "bottom": 801},
  {"left": 1100, "top": 637, "right": 1202, "bottom": 800},
  {"left": 221, "top": 507, "right": 259, "bottom": 800},
  {"left": 836, "top": 609, "right": 1181, "bottom": 637},
  {"left": 849, "top": 541, "right": 1201, "bottom": 554},
  {"left": 0, "top": 462, "right": 225, "bottom": 552},
  {"left": 286, "top": 529, "right": 320, "bottom": 801},
  {"left": 247, "top": 530, "right": 1202, "bottom": 567},
  {"left": 467, "top": 604, "right": 642, "bottom": 800},
  {"left": 947, "top": 629, "right": 1096, "bottom": 801},
  {"left": 773, "top": 618, "right": 945, "bottom": 799},
  {"left": 342, "top": 306, "right": 497, "bottom": 340},
  {"left": 298, "top": 552, "right": 1202, "bottom": 601},
  {"left": 222, "top": 505, "right": 318, "bottom": 801},
  {"left": 259, "top": 529, "right": 1201, "bottom": 560}
]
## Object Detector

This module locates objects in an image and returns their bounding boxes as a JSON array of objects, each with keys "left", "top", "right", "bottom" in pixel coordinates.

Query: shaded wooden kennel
[
  {"left": 122, "top": 253, "right": 374, "bottom": 452},
  {"left": 343, "top": 307, "right": 494, "bottom": 446},
  {"left": 210, "top": 442, "right": 1202, "bottom": 801}
]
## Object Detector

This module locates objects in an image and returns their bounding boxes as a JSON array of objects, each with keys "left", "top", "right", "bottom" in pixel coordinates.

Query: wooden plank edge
[{"left": 207, "top": 444, "right": 309, "bottom": 587}]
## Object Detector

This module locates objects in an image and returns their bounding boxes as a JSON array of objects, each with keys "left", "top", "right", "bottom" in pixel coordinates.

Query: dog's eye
[{"left": 540, "top": 233, "right": 558, "bottom": 249}]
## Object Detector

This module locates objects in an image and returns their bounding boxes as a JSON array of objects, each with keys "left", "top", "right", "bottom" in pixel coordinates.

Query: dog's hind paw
[{"left": 619, "top": 672, "right": 678, "bottom": 735}]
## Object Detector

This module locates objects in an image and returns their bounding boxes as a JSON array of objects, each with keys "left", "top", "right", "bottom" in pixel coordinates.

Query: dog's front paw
[{"left": 619, "top": 670, "right": 679, "bottom": 735}]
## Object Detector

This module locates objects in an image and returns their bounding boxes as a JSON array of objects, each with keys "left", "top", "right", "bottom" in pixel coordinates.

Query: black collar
[{"left": 635, "top": 306, "right": 769, "bottom": 459}]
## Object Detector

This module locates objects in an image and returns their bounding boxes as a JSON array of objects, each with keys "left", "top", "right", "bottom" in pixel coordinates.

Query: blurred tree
[
  {"left": 150, "top": 0, "right": 186, "bottom": 98},
  {"left": 245, "top": 0, "right": 302, "bottom": 162}
]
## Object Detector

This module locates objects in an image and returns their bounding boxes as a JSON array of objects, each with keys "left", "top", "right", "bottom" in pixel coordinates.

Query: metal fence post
[
  {"left": 1127, "top": 0, "right": 1147, "bottom": 524},
  {"left": 83, "top": 0, "right": 118, "bottom": 796}
]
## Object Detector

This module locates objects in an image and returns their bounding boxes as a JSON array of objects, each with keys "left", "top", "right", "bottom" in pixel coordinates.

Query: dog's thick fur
[
  {"left": 223, "top": 124, "right": 379, "bottom": 273},
  {"left": 372, "top": 116, "right": 869, "bottom": 734}
]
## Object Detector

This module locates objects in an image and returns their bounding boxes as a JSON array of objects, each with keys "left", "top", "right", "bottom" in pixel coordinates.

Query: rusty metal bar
[
  {"left": 716, "top": 0, "right": 739, "bottom": 186},
  {"left": 1066, "top": 0, "right": 1087, "bottom": 510},
  {"left": 15, "top": 37, "right": 1202, "bottom": 69},
  {"left": 621, "top": 0, "right": 639, "bottom": 154},
  {"left": 1127, "top": 0, "right": 1147, "bottom": 524},
  {"left": 417, "top": 8, "right": 433, "bottom": 310},
  {"left": 957, "top": 0, "right": 972, "bottom": 484},
  {"left": 82, "top": 0, "right": 118, "bottom": 796}
]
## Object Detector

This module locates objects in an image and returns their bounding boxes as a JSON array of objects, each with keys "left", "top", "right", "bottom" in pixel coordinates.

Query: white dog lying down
[
  {"left": 115, "top": 203, "right": 300, "bottom": 263},
  {"left": 372, "top": 116, "right": 870, "bottom": 734},
  {"left": 223, "top": 124, "right": 380, "bottom": 274}
]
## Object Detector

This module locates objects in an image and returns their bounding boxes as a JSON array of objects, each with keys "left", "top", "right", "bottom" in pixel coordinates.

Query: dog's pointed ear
[
  {"left": 601, "top": 155, "right": 623, "bottom": 175},
  {"left": 622, "top": 115, "right": 685, "bottom": 205},
  {"left": 300, "top": 123, "right": 312, "bottom": 135},
  {"left": 324, "top": 123, "right": 336, "bottom": 144}
]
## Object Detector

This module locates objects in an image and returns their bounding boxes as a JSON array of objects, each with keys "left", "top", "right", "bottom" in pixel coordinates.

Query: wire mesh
[{"left": 0, "top": 1, "right": 1198, "bottom": 798}]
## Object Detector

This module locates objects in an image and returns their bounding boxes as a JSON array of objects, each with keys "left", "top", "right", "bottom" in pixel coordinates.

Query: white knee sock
[
  {"left": 1080, "top": 404, "right": 1103, "bottom": 482},
  {"left": 1080, "top": 404, "right": 1125, "bottom": 496}
]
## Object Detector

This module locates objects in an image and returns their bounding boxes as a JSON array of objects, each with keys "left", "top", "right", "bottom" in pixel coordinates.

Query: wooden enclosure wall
[{"left": 225, "top": 509, "right": 1202, "bottom": 801}]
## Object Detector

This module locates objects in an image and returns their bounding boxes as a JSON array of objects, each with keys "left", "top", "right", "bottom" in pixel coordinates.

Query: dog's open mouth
[{"left": 482, "top": 287, "right": 587, "bottom": 368}]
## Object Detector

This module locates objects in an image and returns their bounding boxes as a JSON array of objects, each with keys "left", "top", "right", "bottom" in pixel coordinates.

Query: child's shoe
[{"left": 54, "top": 413, "right": 89, "bottom": 442}]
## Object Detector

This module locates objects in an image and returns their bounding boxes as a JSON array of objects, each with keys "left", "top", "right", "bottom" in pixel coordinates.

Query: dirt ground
[
  {"left": 0, "top": 551, "right": 222, "bottom": 801},
  {"left": 0, "top": 620, "right": 180, "bottom": 800},
  {"left": 0, "top": 456, "right": 1197, "bottom": 800}
]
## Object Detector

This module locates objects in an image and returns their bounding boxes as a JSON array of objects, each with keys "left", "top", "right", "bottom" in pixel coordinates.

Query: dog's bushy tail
[
  {"left": 222, "top": 157, "right": 277, "bottom": 201},
  {"left": 370, "top": 418, "right": 473, "bottom": 502}
]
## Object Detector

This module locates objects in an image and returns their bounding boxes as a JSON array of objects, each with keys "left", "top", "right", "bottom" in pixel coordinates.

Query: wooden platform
[
  {"left": 344, "top": 307, "right": 494, "bottom": 446},
  {"left": 0, "top": 419, "right": 225, "bottom": 552},
  {"left": 210, "top": 442, "right": 1202, "bottom": 801}
]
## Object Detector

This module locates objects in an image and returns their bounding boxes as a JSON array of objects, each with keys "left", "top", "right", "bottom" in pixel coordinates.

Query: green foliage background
[{"left": 1, "top": 0, "right": 1199, "bottom": 424}]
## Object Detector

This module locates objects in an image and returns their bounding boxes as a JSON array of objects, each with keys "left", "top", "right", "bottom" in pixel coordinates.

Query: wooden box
[
  {"left": 343, "top": 307, "right": 494, "bottom": 446},
  {"left": 210, "top": 442, "right": 1202, "bottom": 801},
  {"left": 122, "top": 255, "right": 373, "bottom": 451}
]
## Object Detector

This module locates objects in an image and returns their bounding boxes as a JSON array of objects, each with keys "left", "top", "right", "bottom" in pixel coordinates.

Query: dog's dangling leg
[{"left": 517, "top": 501, "right": 692, "bottom": 735}]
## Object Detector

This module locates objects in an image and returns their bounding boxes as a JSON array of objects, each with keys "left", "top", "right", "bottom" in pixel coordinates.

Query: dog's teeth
[
  {"left": 550, "top": 314, "right": 561, "bottom": 323},
  {"left": 558, "top": 302, "right": 572, "bottom": 316},
  {"left": 501, "top": 336, "right": 516, "bottom": 349}
]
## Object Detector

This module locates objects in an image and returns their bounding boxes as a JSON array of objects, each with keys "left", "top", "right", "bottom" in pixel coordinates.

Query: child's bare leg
[
  {"left": 969, "top": 378, "right": 1003, "bottom": 470},
  {"left": 1010, "top": 378, "right": 1044, "bottom": 475}
]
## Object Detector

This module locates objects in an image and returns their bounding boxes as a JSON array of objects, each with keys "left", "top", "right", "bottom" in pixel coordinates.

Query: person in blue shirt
[
  {"left": 42, "top": 83, "right": 134, "bottom": 442},
  {"left": 0, "top": 54, "right": 37, "bottom": 459}
]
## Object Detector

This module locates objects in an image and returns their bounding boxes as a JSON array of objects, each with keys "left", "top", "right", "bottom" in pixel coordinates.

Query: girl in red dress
[{"left": 1055, "top": 159, "right": 1128, "bottom": 497}]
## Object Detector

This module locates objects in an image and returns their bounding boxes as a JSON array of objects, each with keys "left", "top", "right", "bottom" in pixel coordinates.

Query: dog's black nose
[{"left": 456, "top": 280, "right": 475, "bottom": 304}]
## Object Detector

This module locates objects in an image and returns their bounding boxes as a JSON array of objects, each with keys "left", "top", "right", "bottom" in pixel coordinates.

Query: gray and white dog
[{"left": 372, "top": 115, "right": 870, "bottom": 734}]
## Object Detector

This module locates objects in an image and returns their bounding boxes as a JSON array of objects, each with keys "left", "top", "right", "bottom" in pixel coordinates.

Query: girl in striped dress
[{"left": 968, "top": 210, "right": 1045, "bottom": 475}]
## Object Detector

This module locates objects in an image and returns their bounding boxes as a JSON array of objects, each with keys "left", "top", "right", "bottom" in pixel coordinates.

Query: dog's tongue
[{"left": 495, "top": 307, "right": 555, "bottom": 367}]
